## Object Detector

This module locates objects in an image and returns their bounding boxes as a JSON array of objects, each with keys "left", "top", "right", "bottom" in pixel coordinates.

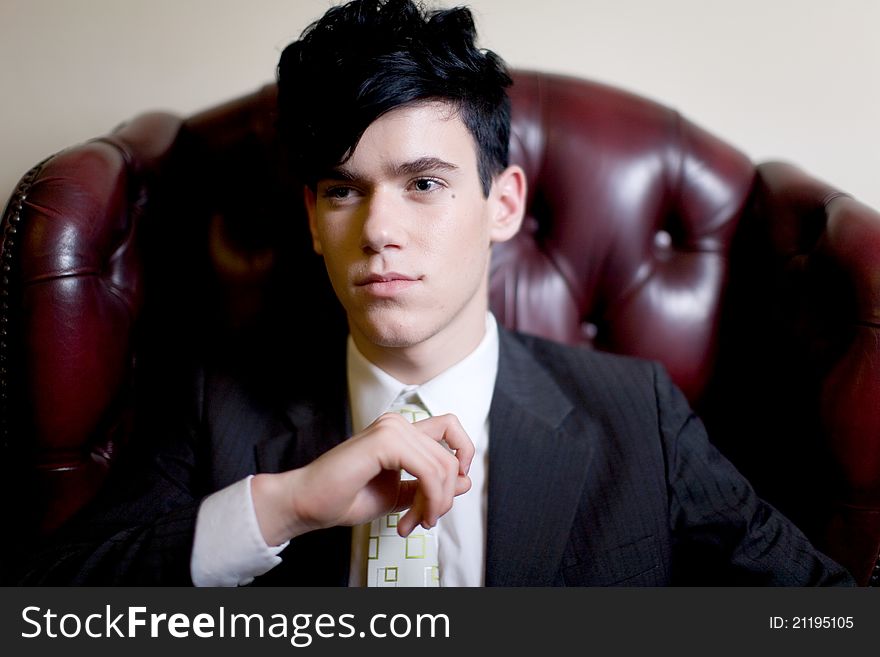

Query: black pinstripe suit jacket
[{"left": 20, "top": 328, "right": 853, "bottom": 585}]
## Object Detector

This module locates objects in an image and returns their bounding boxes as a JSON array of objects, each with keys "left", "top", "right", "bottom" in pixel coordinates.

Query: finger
[
  {"left": 397, "top": 493, "right": 424, "bottom": 537},
  {"left": 372, "top": 412, "right": 461, "bottom": 480},
  {"left": 391, "top": 479, "right": 418, "bottom": 514},
  {"left": 454, "top": 473, "right": 472, "bottom": 496},
  {"left": 406, "top": 471, "right": 468, "bottom": 533},
  {"left": 394, "top": 451, "right": 451, "bottom": 532},
  {"left": 366, "top": 414, "right": 459, "bottom": 529},
  {"left": 406, "top": 429, "right": 461, "bottom": 517},
  {"left": 382, "top": 417, "right": 458, "bottom": 514},
  {"left": 380, "top": 434, "right": 448, "bottom": 529},
  {"left": 413, "top": 414, "right": 475, "bottom": 475}
]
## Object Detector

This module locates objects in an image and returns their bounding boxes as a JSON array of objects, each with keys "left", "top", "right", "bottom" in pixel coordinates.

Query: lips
[
  {"left": 356, "top": 272, "right": 416, "bottom": 285},
  {"left": 355, "top": 272, "right": 421, "bottom": 297}
]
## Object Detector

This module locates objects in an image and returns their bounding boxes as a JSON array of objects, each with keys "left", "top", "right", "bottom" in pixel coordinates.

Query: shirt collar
[{"left": 347, "top": 313, "right": 500, "bottom": 445}]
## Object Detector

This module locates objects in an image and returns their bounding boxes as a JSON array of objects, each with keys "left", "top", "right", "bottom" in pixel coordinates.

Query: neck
[{"left": 351, "top": 302, "right": 489, "bottom": 385}]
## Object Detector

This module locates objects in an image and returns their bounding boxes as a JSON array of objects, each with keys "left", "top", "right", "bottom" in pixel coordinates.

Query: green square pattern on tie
[{"left": 366, "top": 395, "right": 440, "bottom": 587}]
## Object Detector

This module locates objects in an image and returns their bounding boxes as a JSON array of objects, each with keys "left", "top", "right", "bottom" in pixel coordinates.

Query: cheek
[
  {"left": 431, "top": 203, "right": 490, "bottom": 246},
  {"left": 429, "top": 212, "right": 491, "bottom": 277},
  {"left": 318, "top": 220, "right": 358, "bottom": 257},
  {"left": 316, "top": 229, "right": 356, "bottom": 285},
  {"left": 453, "top": 209, "right": 492, "bottom": 257}
]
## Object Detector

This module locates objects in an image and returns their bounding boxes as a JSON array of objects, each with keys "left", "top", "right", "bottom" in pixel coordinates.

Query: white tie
[{"left": 366, "top": 393, "right": 440, "bottom": 587}]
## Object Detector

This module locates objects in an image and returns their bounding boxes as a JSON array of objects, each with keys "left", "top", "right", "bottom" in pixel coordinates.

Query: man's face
[{"left": 305, "top": 101, "right": 523, "bottom": 363}]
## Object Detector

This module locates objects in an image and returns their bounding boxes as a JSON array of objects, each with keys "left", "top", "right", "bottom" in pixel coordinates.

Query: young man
[{"left": 22, "top": 0, "right": 852, "bottom": 586}]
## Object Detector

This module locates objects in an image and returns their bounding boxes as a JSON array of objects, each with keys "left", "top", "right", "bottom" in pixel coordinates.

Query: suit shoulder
[
  {"left": 498, "top": 329, "right": 688, "bottom": 428},
  {"left": 506, "top": 330, "right": 660, "bottom": 388}
]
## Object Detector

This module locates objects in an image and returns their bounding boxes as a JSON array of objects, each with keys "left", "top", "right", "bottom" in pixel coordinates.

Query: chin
[
  {"left": 352, "top": 311, "right": 438, "bottom": 350},
  {"left": 360, "top": 325, "right": 432, "bottom": 349}
]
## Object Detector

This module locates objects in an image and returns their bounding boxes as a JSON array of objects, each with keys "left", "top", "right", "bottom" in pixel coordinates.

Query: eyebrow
[
  {"left": 391, "top": 157, "right": 459, "bottom": 177},
  {"left": 328, "top": 156, "right": 459, "bottom": 181}
]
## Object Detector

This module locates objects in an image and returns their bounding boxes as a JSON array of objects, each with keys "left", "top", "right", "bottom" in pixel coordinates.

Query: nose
[{"left": 360, "top": 189, "right": 404, "bottom": 254}]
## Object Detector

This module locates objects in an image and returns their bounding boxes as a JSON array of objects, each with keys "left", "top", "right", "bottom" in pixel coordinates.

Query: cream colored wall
[{"left": 2, "top": 0, "right": 878, "bottom": 208}]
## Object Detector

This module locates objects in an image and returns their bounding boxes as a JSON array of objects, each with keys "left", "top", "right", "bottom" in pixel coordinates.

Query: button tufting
[{"left": 654, "top": 230, "right": 672, "bottom": 249}]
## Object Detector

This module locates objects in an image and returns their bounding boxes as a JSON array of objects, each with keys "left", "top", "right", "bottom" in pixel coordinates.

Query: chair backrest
[{"left": 2, "top": 71, "right": 878, "bottom": 584}]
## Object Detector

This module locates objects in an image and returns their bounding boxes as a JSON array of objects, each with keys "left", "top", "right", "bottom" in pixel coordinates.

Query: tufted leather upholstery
[{"left": 2, "top": 71, "right": 879, "bottom": 585}]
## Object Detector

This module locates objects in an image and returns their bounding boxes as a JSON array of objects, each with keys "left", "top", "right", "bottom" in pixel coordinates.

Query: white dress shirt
[
  {"left": 347, "top": 312, "right": 498, "bottom": 586},
  {"left": 191, "top": 313, "right": 499, "bottom": 587}
]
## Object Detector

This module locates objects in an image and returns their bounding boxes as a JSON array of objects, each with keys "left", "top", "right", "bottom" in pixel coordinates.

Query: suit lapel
[
  {"left": 254, "top": 344, "right": 352, "bottom": 474},
  {"left": 253, "top": 351, "right": 353, "bottom": 585},
  {"left": 486, "top": 330, "right": 593, "bottom": 586},
  {"left": 254, "top": 398, "right": 350, "bottom": 474}
]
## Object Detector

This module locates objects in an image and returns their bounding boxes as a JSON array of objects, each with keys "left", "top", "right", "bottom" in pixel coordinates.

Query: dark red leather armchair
[{"left": 3, "top": 71, "right": 879, "bottom": 585}]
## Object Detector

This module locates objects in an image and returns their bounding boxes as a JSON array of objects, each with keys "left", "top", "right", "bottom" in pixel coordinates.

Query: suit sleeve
[
  {"left": 654, "top": 363, "right": 855, "bottom": 586},
  {"left": 15, "top": 370, "right": 208, "bottom": 585}
]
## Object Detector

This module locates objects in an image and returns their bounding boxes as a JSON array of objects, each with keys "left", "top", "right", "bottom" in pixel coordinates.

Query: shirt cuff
[{"left": 190, "top": 475, "right": 289, "bottom": 586}]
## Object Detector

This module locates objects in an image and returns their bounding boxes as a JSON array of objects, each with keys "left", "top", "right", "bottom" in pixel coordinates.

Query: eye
[
  {"left": 320, "top": 185, "right": 363, "bottom": 206},
  {"left": 324, "top": 186, "right": 354, "bottom": 199},
  {"left": 410, "top": 178, "right": 443, "bottom": 193}
]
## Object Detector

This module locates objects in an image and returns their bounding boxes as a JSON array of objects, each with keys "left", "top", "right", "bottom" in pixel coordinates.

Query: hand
[{"left": 251, "top": 413, "right": 474, "bottom": 546}]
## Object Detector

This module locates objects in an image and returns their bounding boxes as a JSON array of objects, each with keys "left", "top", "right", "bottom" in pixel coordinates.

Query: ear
[
  {"left": 488, "top": 165, "right": 526, "bottom": 244},
  {"left": 303, "top": 185, "right": 323, "bottom": 255}
]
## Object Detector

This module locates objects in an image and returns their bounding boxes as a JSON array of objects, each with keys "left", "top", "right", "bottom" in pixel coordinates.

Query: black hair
[{"left": 277, "top": 0, "right": 512, "bottom": 196}]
